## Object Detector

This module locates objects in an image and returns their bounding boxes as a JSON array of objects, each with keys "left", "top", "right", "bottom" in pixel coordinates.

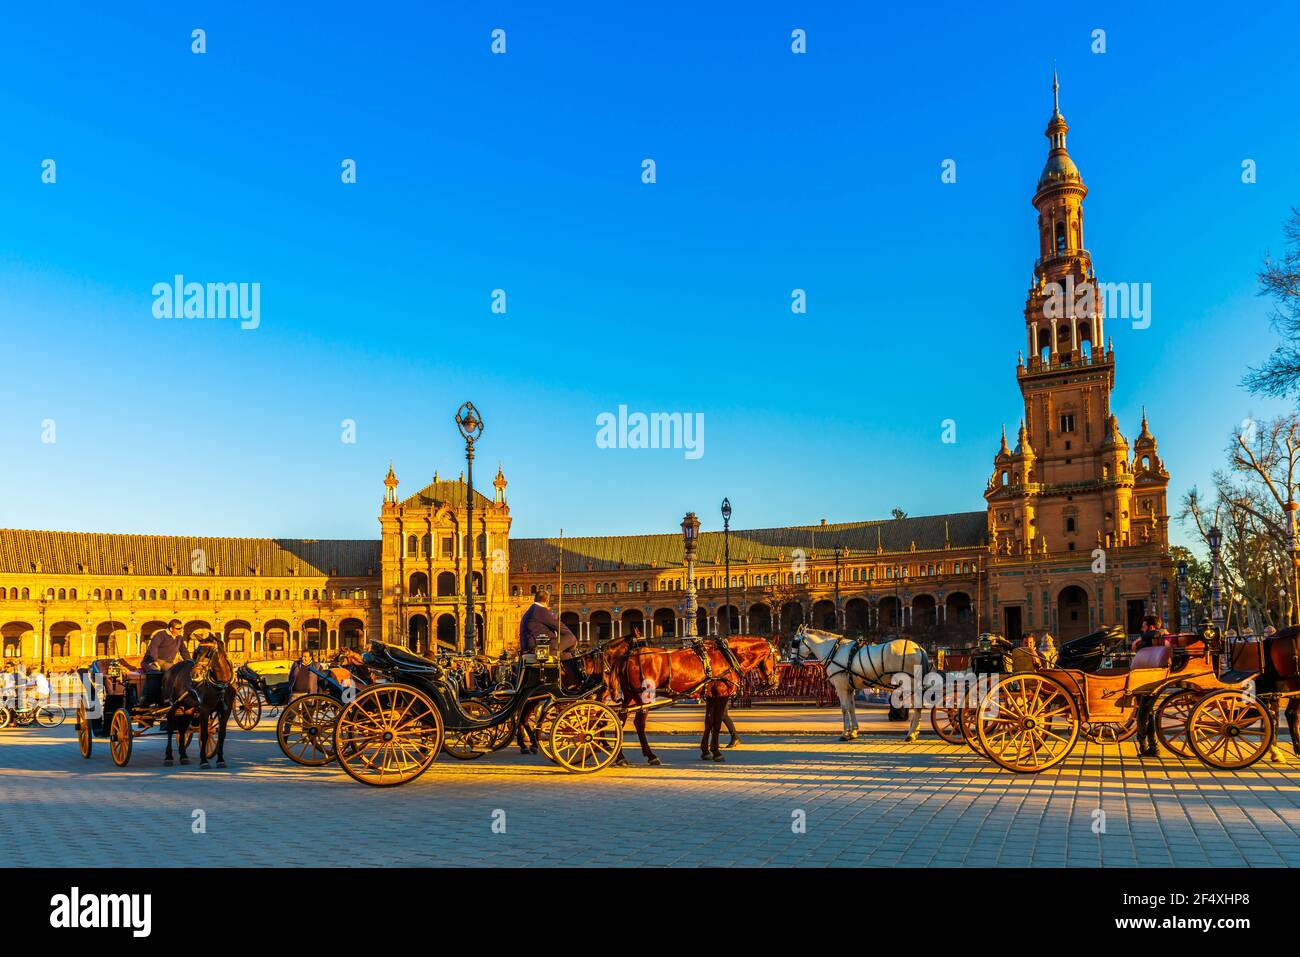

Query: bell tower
[{"left": 985, "top": 75, "right": 1171, "bottom": 641}]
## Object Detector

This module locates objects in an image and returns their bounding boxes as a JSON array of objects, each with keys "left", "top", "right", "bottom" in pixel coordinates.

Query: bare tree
[
  {"left": 1243, "top": 208, "right": 1300, "bottom": 398},
  {"left": 1180, "top": 414, "right": 1300, "bottom": 630}
]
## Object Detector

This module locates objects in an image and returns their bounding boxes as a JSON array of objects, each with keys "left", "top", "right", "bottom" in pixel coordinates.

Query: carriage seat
[
  {"left": 372, "top": 642, "right": 436, "bottom": 671},
  {"left": 1130, "top": 645, "right": 1171, "bottom": 670}
]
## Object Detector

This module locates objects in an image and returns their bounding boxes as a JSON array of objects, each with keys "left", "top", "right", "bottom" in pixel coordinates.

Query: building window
[{"left": 1060, "top": 414, "right": 1075, "bottom": 433}]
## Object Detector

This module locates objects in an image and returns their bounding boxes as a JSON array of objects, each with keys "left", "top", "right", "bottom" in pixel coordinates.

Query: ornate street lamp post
[
  {"left": 38, "top": 593, "right": 49, "bottom": 674},
  {"left": 456, "top": 401, "right": 484, "bottom": 656},
  {"left": 681, "top": 512, "right": 701, "bottom": 646},
  {"left": 721, "top": 499, "right": 732, "bottom": 638},
  {"left": 1177, "top": 560, "right": 1189, "bottom": 632},
  {"left": 1207, "top": 525, "right": 1224, "bottom": 634},
  {"left": 394, "top": 583, "right": 404, "bottom": 647},
  {"left": 1160, "top": 579, "right": 1169, "bottom": 630}
]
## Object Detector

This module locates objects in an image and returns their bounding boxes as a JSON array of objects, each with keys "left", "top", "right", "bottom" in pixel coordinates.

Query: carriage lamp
[{"left": 456, "top": 401, "right": 484, "bottom": 656}]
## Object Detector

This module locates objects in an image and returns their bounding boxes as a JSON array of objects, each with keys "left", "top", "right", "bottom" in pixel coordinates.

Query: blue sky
[{"left": 1, "top": 1, "right": 1297, "bottom": 548}]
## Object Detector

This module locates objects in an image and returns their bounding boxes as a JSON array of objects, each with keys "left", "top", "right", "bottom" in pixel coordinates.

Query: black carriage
[
  {"left": 329, "top": 638, "right": 622, "bottom": 786},
  {"left": 275, "top": 660, "right": 376, "bottom": 766},
  {"left": 231, "top": 659, "right": 294, "bottom": 730},
  {"left": 75, "top": 658, "right": 216, "bottom": 766}
]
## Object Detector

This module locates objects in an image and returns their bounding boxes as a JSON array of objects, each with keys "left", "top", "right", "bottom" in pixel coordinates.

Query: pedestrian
[{"left": 286, "top": 649, "right": 318, "bottom": 700}]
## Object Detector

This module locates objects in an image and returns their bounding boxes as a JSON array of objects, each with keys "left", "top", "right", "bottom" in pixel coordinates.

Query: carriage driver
[
  {"left": 142, "top": 620, "right": 191, "bottom": 673},
  {"left": 518, "top": 590, "right": 583, "bottom": 688},
  {"left": 141, "top": 619, "right": 191, "bottom": 706}
]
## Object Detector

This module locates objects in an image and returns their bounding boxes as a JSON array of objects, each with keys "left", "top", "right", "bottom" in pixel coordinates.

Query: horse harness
[{"left": 819, "top": 636, "right": 897, "bottom": 692}]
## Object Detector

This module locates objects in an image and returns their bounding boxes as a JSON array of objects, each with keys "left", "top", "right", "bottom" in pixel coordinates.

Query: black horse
[{"left": 162, "top": 636, "right": 236, "bottom": 768}]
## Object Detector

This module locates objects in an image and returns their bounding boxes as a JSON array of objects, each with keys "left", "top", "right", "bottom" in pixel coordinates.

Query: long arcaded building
[{"left": 0, "top": 85, "right": 1173, "bottom": 668}]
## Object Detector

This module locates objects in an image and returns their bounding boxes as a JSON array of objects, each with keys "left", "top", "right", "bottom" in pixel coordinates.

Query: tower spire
[{"left": 1052, "top": 65, "right": 1059, "bottom": 114}]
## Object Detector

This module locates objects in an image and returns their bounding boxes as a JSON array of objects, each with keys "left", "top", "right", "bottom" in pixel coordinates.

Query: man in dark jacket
[
  {"left": 142, "top": 620, "right": 190, "bottom": 672},
  {"left": 519, "top": 591, "right": 583, "bottom": 688},
  {"left": 286, "top": 650, "right": 319, "bottom": 699}
]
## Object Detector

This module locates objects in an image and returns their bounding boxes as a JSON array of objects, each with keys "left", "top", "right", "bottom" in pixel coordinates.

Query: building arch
[
  {"left": 652, "top": 607, "right": 677, "bottom": 639},
  {"left": 436, "top": 614, "right": 457, "bottom": 648},
  {"left": 407, "top": 613, "right": 429, "bottom": 652},
  {"left": 620, "top": 608, "right": 645, "bottom": 638},
  {"left": 436, "top": 571, "right": 456, "bottom": 597},
  {"left": 844, "top": 597, "right": 869, "bottom": 635},
  {"left": 339, "top": 617, "right": 366, "bottom": 650},
  {"left": 408, "top": 572, "right": 429, "bottom": 597},
  {"left": 48, "top": 621, "right": 81, "bottom": 659},
  {"left": 184, "top": 620, "right": 213, "bottom": 640},
  {"left": 1056, "top": 583, "right": 1090, "bottom": 641},
  {"left": 780, "top": 601, "right": 804, "bottom": 634},
  {"left": 912, "top": 594, "right": 938, "bottom": 628},
  {"left": 263, "top": 619, "right": 292, "bottom": 654},
  {"left": 748, "top": 602, "right": 772, "bottom": 635},
  {"left": 224, "top": 619, "right": 252, "bottom": 655}
]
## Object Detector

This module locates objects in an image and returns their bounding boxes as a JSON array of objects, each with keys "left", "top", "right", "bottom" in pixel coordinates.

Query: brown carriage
[{"left": 971, "top": 636, "right": 1248, "bottom": 772}]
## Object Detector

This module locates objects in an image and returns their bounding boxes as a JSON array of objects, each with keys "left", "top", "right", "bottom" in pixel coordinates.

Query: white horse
[{"left": 793, "top": 626, "right": 931, "bottom": 742}]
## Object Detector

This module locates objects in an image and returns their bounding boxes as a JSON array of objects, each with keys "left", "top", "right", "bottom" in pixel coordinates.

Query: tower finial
[{"left": 1053, "top": 65, "right": 1059, "bottom": 113}]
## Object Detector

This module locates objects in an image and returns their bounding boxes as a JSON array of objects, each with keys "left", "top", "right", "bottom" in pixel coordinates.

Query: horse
[
  {"left": 1251, "top": 624, "right": 1300, "bottom": 759},
  {"left": 792, "top": 625, "right": 932, "bottom": 743},
  {"left": 161, "top": 636, "right": 236, "bottom": 768},
  {"left": 609, "top": 635, "right": 780, "bottom": 763}
]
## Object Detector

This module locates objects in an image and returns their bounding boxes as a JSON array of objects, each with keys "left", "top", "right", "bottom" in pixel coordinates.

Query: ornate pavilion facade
[{"left": 0, "top": 83, "right": 1174, "bottom": 668}]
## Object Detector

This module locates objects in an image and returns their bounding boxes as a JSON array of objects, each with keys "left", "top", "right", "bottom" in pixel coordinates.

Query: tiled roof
[
  {"left": 0, "top": 530, "right": 380, "bottom": 578},
  {"left": 399, "top": 478, "right": 493, "bottom": 510},
  {"left": 509, "top": 512, "right": 988, "bottom": 573}
]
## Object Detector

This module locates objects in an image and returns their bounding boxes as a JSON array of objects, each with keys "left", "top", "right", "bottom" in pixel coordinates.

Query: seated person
[
  {"left": 286, "top": 650, "right": 319, "bottom": 700},
  {"left": 141, "top": 620, "right": 191, "bottom": 704},
  {"left": 1130, "top": 615, "right": 1167, "bottom": 653},
  {"left": 518, "top": 590, "right": 582, "bottom": 687}
]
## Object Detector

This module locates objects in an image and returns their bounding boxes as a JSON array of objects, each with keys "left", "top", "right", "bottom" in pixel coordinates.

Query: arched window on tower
[{"left": 1055, "top": 221, "right": 1067, "bottom": 253}]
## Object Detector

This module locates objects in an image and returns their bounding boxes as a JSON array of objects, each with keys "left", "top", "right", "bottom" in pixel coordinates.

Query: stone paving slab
[{"left": 3, "top": 720, "right": 1300, "bottom": 867}]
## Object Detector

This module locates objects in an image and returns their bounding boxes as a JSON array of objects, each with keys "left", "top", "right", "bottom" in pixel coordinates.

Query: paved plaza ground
[{"left": 4, "top": 705, "right": 1300, "bottom": 868}]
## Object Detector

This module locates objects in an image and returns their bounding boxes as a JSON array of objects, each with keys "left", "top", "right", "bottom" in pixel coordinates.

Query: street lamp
[
  {"left": 681, "top": 512, "right": 701, "bottom": 645},
  {"left": 456, "top": 401, "right": 484, "bottom": 656},
  {"left": 37, "top": 593, "right": 49, "bottom": 674},
  {"left": 1177, "top": 560, "right": 1189, "bottom": 632},
  {"left": 1207, "top": 525, "right": 1224, "bottom": 634},
  {"left": 1160, "top": 579, "right": 1169, "bottom": 630},
  {"left": 721, "top": 498, "right": 732, "bottom": 638},
  {"left": 834, "top": 546, "right": 845, "bottom": 632}
]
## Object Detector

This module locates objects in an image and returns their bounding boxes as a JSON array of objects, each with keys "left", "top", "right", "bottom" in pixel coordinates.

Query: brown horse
[
  {"left": 1262, "top": 626, "right": 1300, "bottom": 754},
  {"left": 162, "top": 636, "right": 236, "bottom": 768},
  {"left": 609, "top": 636, "right": 779, "bottom": 764}
]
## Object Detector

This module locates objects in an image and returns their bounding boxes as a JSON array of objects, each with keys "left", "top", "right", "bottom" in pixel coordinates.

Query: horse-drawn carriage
[
  {"left": 231, "top": 659, "right": 294, "bottom": 730},
  {"left": 327, "top": 637, "right": 624, "bottom": 786},
  {"left": 75, "top": 657, "right": 220, "bottom": 767},
  {"left": 958, "top": 624, "right": 1283, "bottom": 772}
]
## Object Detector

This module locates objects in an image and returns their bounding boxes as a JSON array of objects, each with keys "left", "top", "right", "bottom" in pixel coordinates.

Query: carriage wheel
[
  {"left": 232, "top": 683, "right": 262, "bottom": 730},
  {"left": 929, "top": 706, "right": 964, "bottom": 745},
  {"left": 334, "top": 684, "right": 443, "bottom": 787},
  {"left": 14, "top": 708, "right": 35, "bottom": 727},
  {"left": 36, "top": 705, "right": 66, "bottom": 729},
  {"left": 76, "top": 702, "right": 92, "bottom": 758},
  {"left": 442, "top": 700, "right": 496, "bottom": 760},
  {"left": 976, "top": 674, "right": 1079, "bottom": 773},
  {"left": 548, "top": 701, "right": 623, "bottom": 773},
  {"left": 179, "top": 713, "right": 221, "bottom": 760},
  {"left": 1154, "top": 689, "right": 1201, "bottom": 758},
  {"left": 109, "top": 710, "right": 133, "bottom": 766},
  {"left": 536, "top": 706, "right": 561, "bottom": 763},
  {"left": 277, "top": 694, "right": 342, "bottom": 766},
  {"left": 0, "top": 708, "right": 11, "bottom": 731},
  {"left": 1080, "top": 714, "right": 1137, "bottom": 745},
  {"left": 1187, "top": 690, "right": 1274, "bottom": 770}
]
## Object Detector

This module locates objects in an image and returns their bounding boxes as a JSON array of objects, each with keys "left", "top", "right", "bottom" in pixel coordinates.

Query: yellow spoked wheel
[
  {"left": 333, "top": 684, "right": 443, "bottom": 787},
  {"left": 536, "top": 706, "right": 561, "bottom": 762},
  {"left": 977, "top": 674, "right": 1079, "bottom": 773},
  {"left": 929, "top": 706, "right": 964, "bottom": 745},
  {"left": 958, "top": 684, "right": 989, "bottom": 757},
  {"left": 277, "top": 694, "right": 342, "bottom": 766},
  {"left": 1080, "top": 714, "right": 1138, "bottom": 745},
  {"left": 77, "top": 701, "right": 92, "bottom": 759},
  {"left": 1154, "top": 689, "right": 1201, "bottom": 758},
  {"left": 232, "top": 683, "right": 262, "bottom": 730},
  {"left": 109, "top": 710, "right": 133, "bottom": 767},
  {"left": 1187, "top": 690, "right": 1274, "bottom": 769},
  {"left": 548, "top": 701, "right": 623, "bottom": 773}
]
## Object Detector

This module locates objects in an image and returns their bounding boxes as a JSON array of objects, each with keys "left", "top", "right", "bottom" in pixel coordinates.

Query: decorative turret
[
  {"left": 1014, "top": 420, "right": 1035, "bottom": 459},
  {"left": 493, "top": 464, "right": 508, "bottom": 506},
  {"left": 383, "top": 462, "right": 399, "bottom": 506},
  {"left": 995, "top": 425, "right": 1012, "bottom": 463}
]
